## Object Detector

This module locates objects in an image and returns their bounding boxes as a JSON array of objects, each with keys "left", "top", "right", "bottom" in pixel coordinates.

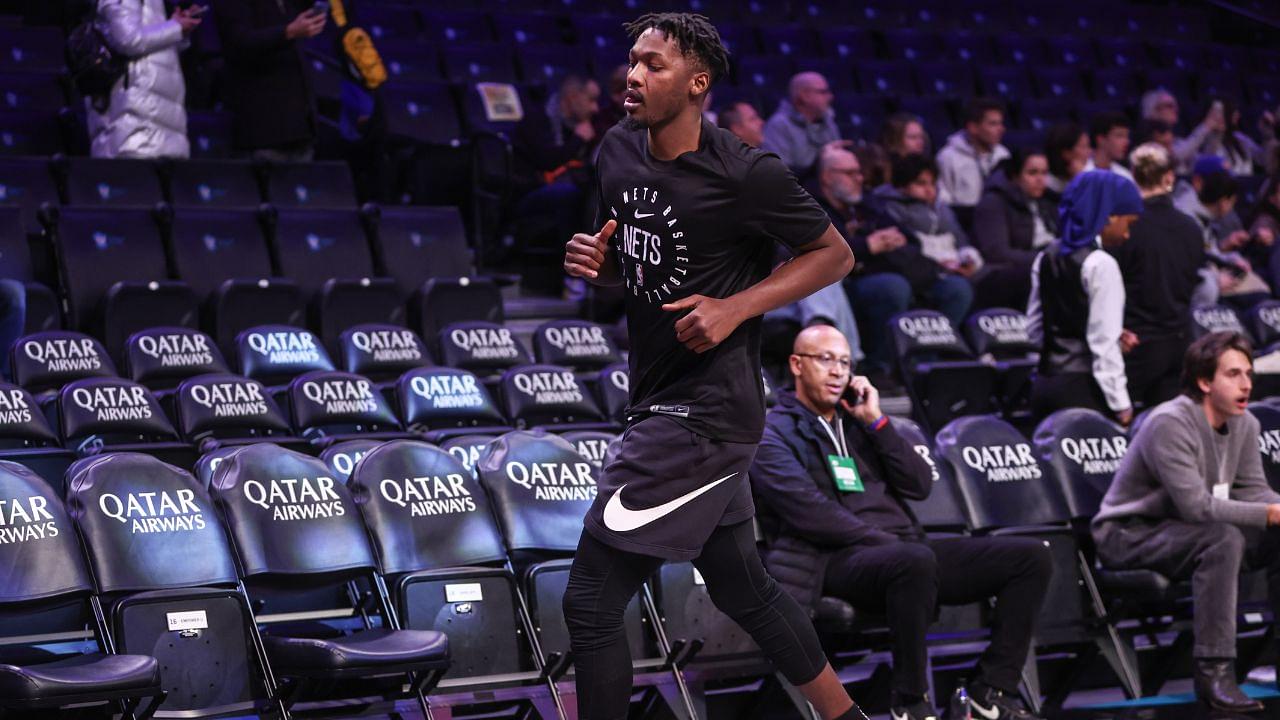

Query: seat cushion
[
  {"left": 813, "top": 596, "right": 856, "bottom": 633},
  {"left": 0, "top": 653, "right": 160, "bottom": 702},
  {"left": 262, "top": 627, "right": 449, "bottom": 674},
  {"left": 1095, "top": 567, "right": 1173, "bottom": 597}
]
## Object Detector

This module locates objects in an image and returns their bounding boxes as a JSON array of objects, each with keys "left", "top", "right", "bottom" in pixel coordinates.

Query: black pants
[
  {"left": 1030, "top": 371, "right": 1108, "bottom": 423},
  {"left": 823, "top": 536, "right": 1053, "bottom": 696},
  {"left": 1124, "top": 334, "right": 1188, "bottom": 410},
  {"left": 563, "top": 521, "right": 829, "bottom": 720}
]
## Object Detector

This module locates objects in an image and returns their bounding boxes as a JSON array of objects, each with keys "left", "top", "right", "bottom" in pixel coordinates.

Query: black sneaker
[
  {"left": 890, "top": 698, "right": 938, "bottom": 720},
  {"left": 968, "top": 684, "right": 1042, "bottom": 720}
]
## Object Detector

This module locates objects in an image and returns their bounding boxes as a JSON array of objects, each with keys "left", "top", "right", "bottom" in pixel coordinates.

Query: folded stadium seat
[
  {"left": 209, "top": 444, "right": 450, "bottom": 716},
  {"left": 881, "top": 29, "right": 944, "bottom": 63},
  {"left": 60, "top": 157, "right": 165, "bottom": 207},
  {"left": 559, "top": 429, "right": 618, "bottom": 470},
  {"left": 816, "top": 27, "right": 875, "bottom": 61},
  {"left": 268, "top": 207, "right": 402, "bottom": 341},
  {"left": 302, "top": 52, "right": 345, "bottom": 106},
  {"left": 758, "top": 25, "right": 820, "bottom": 58},
  {"left": 1050, "top": 3, "right": 1122, "bottom": 35},
  {"left": 0, "top": 205, "right": 59, "bottom": 332},
  {"left": 123, "top": 326, "right": 229, "bottom": 394},
  {"left": 1095, "top": 38, "right": 1150, "bottom": 70},
  {"left": 368, "top": 206, "right": 474, "bottom": 294},
  {"left": 166, "top": 207, "right": 304, "bottom": 354},
  {"left": 532, "top": 319, "right": 622, "bottom": 373},
  {"left": 939, "top": 31, "right": 997, "bottom": 64},
  {"left": 892, "top": 416, "right": 970, "bottom": 534},
  {"left": 58, "top": 376, "right": 195, "bottom": 467},
  {"left": 348, "top": 439, "right": 567, "bottom": 718},
  {"left": 185, "top": 111, "right": 235, "bottom": 159},
  {"left": 500, "top": 363, "right": 616, "bottom": 433},
  {"left": 594, "top": 362, "right": 629, "bottom": 425},
  {"left": 378, "top": 42, "right": 445, "bottom": 84},
  {"left": 569, "top": 13, "right": 625, "bottom": 50},
  {"left": 964, "top": 308, "right": 1038, "bottom": 426},
  {"left": 0, "top": 461, "right": 165, "bottom": 718},
  {"left": 0, "top": 70, "right": 67, "bottom": 113},
  {"left": 380, "top": 81, "right": 466, "bottom": 145},
  {"left": 0, "top": 26, "right": 65, "bottom": 71},
  {"left": 288, "top": 369, "right": 415, "bottom": 447},
  {"left": 442, "top": 44, "right": 520, "bottom": 84},
  {"left": 337, "top": 323, "right": 431, "bottom": 383},
  {"left": 913, "top": 62, "right": 977, "bottom": 99},
  {"left": 354, "top": 2, "right": 422, "bottom": 41},
  {"left": 1033, "top": 67, "right": 1087, "bottom": 102},
  {"left": 175, "top": 373, "right": 308, "bottom": 454},
  {"left": 475, "top": 430, "right": 685, "bottom": 712},
  {"left": 993, "top": 36, "right": 1049, "bottom": 67},
  {"left": 977, "top": 65, "right": 1033, "bottom": 101},
  {"left": 934, "top": 415, "right": 1142, "bottom": 707},
  {"left": 397, "top": 366, "right": 511, "bottom": 442},
  {"left": 66, "top": 452, "right": 287, "bottom": 716},
  {"left": 889, "top": 309, "right": 998, "bottom": 435},
  {"left": 0, "top": 109, "right": 65, "bottom": 156},
  {"left": 1042, "top": 37, "right": 1099, "bottom": 68},
  {"left": 458, "top": 80, "right": 540, "bottom": 138},
  {"left": 1150, "top": 41, "right": 1205, "bottom": 74},
  {"left": 166, "top": 159, "right": 263, "bottom": 208},
  {"left": 832, "top": 94, "right": 888, "bottom": 140},
  {"left": 51, "top": 207, "right": 198, "bottom": 357},
  {"left": 263, "top": 161, "right": 358, "bottom": 209},
  {"left": 1199, "top": 71, "right": 1246, "bottom": 106},
  {"left": 855, "top": 60, "right": 918, "bottom": 97},
  {"left": 421, "top": 9, "right": 495, "bottom": 44},
  {"left": 441, "top": 433, "right": 499, "bottom": 474},
  {"left": 319, "top": 437, "right": 383, "bottom": 481},
  {"left": 518, "top": 43, "right": 591, "bottom": 86},
  {"left": 0, "top": 381, "right": 73, "bottom": 492},
  {"left": 491, "top": 12, "right": 568, "bottom": 46},
  {"left": 1203, "top": 45, "right": 1252, "bottom": 75},
  {"left": 1032, "top": 408, "right": 1130, "bottom": 539},
  {"left": 1015, "top": 97, "right": 1074, "bottom": 133},
  {"left": 1089, "top": 68, "right": 1141, "bottom": 104},
  {"left": 416, "top": 276, "right": 505, "bottom": 346},
  {"left": 0, "top": 156, "right": 61, "bottom": 240},
  {"left": 736, "top": 56, "right": 796, "bottom": 97},
  {"left": 236, "top": 324, "right": 335, "bottom": 390}
]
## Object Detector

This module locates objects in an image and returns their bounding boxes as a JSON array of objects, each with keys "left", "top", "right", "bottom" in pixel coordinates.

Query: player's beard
[{"left": 622, "top": 115, "right": 647, "bottom": 131}]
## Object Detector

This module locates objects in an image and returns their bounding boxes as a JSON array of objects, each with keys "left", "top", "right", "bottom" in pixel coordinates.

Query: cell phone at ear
[{"left": 842, "top": 385, "right": 866, "bottom": 406}]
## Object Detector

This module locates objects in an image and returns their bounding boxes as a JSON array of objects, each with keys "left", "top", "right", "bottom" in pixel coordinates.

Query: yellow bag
[{"left": 330, "top": 0, "right": 386, "bottom": 91}]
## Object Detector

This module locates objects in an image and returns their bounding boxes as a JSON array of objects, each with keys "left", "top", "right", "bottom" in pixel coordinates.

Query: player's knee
[{"left": 563, "top": 579, "right": 626, "bottom": 646}]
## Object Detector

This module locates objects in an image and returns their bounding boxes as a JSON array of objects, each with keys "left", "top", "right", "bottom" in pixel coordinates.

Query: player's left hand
[{"left": 662, "top": 294, "right": 743, "bottom": 354}]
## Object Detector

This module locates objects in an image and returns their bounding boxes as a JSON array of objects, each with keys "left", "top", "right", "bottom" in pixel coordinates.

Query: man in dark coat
[
  {"left": 217, "top": 0, "right": 325, "bottom": 161},
  {"left": 751, "top": 324, "right": 1052, "bottom": 720}
]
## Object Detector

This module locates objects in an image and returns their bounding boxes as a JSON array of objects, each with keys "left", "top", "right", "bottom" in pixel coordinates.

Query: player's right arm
[{"left": 565, "top": 219, "right": 622, "bottom": 287}]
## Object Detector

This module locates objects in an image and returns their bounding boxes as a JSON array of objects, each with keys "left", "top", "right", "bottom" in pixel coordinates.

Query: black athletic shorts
[{"left": 583, "top": 414, "right": 757, "bottom": 561}]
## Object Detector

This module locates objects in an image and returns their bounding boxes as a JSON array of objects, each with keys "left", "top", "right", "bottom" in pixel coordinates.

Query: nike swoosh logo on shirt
[
  {"left": 634, "top": 210, "right": 654, "bottom": 219},
  {"left": 971, "top": 699, "right": 1000, "bottom": 720},
  {"left": 601, "top": 473, "right": 737, "bottom": 532}
]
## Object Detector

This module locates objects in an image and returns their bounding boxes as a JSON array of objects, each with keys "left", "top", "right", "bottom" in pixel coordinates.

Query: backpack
[{"left": 66, "top": 0, "right": 132, "bottom": 112}]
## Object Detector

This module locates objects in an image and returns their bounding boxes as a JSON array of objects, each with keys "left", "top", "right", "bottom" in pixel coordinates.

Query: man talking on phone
[
  {"left": 217, "top": 0, "right": 326, "bottom": 162},
  {"left": 750, "top": 324, "right": 1053, "bottom": 720}
]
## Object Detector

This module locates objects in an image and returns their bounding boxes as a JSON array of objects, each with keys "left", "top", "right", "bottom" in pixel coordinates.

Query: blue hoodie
[{"left": 1057, "top": 171, "right": 1144, "bottom": 254}]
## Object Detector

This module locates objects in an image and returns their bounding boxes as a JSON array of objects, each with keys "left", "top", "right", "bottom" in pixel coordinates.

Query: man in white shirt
[{"left": 1083, "top": 111, "right": 1136, "bottom": 185}]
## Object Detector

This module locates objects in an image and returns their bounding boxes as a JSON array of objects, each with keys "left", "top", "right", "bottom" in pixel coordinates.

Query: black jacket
[
  {"left": 217, "top": 0, "right": 317, "bottom": 151},
  {"left": 972, "top": 170, "right": 1060, "bottom": 274},
  {"left": 512, "top": 96, "right": 593, "bottom": 194},
  {"left": 1112, "top": 194, "right": 1206, "bottom": 339},
  {"left": 815, "top": 192, "right": 940, "bottom": 291},
  {"left": 750, "top": 391, "right": 933, "bottom": 612}
]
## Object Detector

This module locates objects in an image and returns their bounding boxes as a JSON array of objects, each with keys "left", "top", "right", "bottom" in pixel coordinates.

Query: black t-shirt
[{"left": 595, "top": 118, "right": 831, "bottom": 442}]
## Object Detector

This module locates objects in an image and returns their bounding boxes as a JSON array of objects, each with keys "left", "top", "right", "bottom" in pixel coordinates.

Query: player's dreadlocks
[{"left": 623, "top": 13, "right": 731, "bottom": 85}]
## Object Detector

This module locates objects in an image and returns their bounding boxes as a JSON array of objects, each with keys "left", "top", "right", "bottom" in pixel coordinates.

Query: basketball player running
[{"left": 562, "top": 13, "right": 866, "bottom": 720}]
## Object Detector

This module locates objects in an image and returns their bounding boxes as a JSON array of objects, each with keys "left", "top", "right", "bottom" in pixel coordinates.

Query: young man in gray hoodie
[
  {"left": 935, "top": 97, "right": 1010, "bottom": 208},
  {"left": 1092, "top": 331, "right": 1280, "bottom": 713}
]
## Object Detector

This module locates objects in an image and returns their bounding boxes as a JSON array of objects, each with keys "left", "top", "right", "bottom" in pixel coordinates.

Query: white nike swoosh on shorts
[
  {"left": 601, "top": 473, "right": 737, "bottom": 532},
  {"left": 971, "top": 699, "right": 1000, "bottom": 720}
]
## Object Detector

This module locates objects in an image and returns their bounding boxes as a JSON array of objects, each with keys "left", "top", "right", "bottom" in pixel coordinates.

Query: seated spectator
[
  {"left": 1203, "top": 98, "right": 1267, "bottom": 177},
  {"left": 1115, "top": 143, "right": 1206, "bottom": 409},
  {"left": 718, "top": 100, "right": 765, "bottom": 149},
  {"left": 513, "top": 75, "right": 601, "bottom": 190},
  {"left": 972, "top": 148, "right": 1059, "bottom": 309},
  {"left": 849, "top": 154, "right": 976, "bottom": 380},
  {"left": 1044, "top": 122, "right": 1091, "bottom": 199},
  {"left": 853, "top": 140, "right": 891, "bottom": 190},
  {"left": 881, "top": 112, "right": 930, "bottom": 158},
  {"left": 1142, "top": 89, "right": 1224, "bottom": 175},
  {"left": 1092, "top": 331, "right": 1279, "bottom": 714},
  {"left": 936, "top": 97, "right": 1010, "bottom": 208},
  {"left": 89, "top": 0, "right": 202, "bottom": 159},
  {"left": 1173, "top": 157, "right": 1271, "bottom": 309},
  {"left": 1250, "top": 174, "right": 1280, "bottom": 254},
  {"left": 1135, "top": 118, "right": 1175, "bottom": 155},
  {"left": 762, "top": 72, "right": 845, "bottom": 179},
  {"left": 592, "top": 64, "right": 629, "bottom": 139},
  {"left": 219, "top": 0, "right": 325, "bottom": 162},
  {"left": 1027, "top": 171, "right": 1142, "bottom": 424},
  {"left": 1083, "top": 112, "right": 1135, "bottom": 184},
  {"left": 751, "top": 324, "right": 1051, "bottom": 720}
]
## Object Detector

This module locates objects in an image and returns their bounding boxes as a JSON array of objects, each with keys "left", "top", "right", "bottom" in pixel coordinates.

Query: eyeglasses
[{"left": 795, "top": 353, "right": 852, "bottom": 372}]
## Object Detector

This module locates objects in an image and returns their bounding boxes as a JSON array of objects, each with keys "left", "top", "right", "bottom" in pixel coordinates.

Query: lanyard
[{"left": 817, "top": 415, "right": 849, "bottom": 457}]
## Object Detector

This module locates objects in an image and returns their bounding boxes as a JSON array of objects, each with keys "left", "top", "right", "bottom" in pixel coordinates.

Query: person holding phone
[
  {"left": 750, "top": 324, "right": 1052, "bottom": 720},
  {"left": 216, "top": 0, "right": 327, "bottom": 161}
]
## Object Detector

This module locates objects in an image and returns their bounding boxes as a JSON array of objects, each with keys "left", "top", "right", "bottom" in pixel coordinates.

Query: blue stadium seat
[
  {"left": 1033, "top": 408, "right": 1129, "bottom": 525},
  {"left": 0, "top": 109, "right": 65, "bottom": 156},
  {"left": 896, "top": 96, "right": 955, "bottom": 145},
  {"left": 856, "top": 61, "right": 917, "bottom": 97},
  {"left": 416, "top": 277, "right": 505, "bottom": 347},
  {"left": 0, "top": 461, "right": 164, "bottom": 718},
  {"left": 500, "top": 363, "right": 614, "bottom": 432},
  {"left": 832, "top": 94, "right": 889, "bottom": 139},
  {"left": 368, "top": 206, "right": 473, "bottom": 296},
  {"left": 11, "top": 330, "right": 117, "bottom": 404},
  {"left": 0, "top": 71, "right": 66, "bottom": 113},
  {"left": 62, "top": 158, "right": 165, "bottom": 207},
  {"left": 892, "top": 417, "right": 969, "bottom": 533},
  {"left": 978, "top": 66, "right": 1033, "bottom": 100},
  {"left": 381, "top": 82, "right": 465, "bottom": 145},
  {"left": 264, "top": 161, "right": 358, "bottom": 209},
  {"left": 377, "top": 41, "right": 445, "bottom": 83},
  {"left": 1044, "top": 37, "right": 1099, "bottom": 68},
  {"left": 491, "top": 12, "right": 567, "bottom": 46},
  {"left": 185, "top": 111, "right": 235, "bottom": 159},
  {"left": 939, "top": 31, "right": 997, "bottom": 65},
  {"left": 458, "top": 81, "right": 540, "bottom": 137},
  {"left": 174, "top": 373, "right": 304, "bottom": 453},
  {"left": 166, "top": 159, "right": 262, "bottom": 208},
  {"left": 0, "top": 381, "right": 73, "bottom": 492},
  {"left": 518, "top": 43, "right": 591, "bottom": 86},
  {"left": 443, "top": 44, "right": 520, "bottom": 84},
  {"left": 319, "top": 437, "right": 383, "bottom": 481},
  {"left": 1096, "top": 38, "right": 1150, "bottom": 70},
  {"left": 123, "top": 326, "right": 229, "bottom": 392},
  {"left": 532, "top": 319, "right": 622, "bottom": 372},
  {"left": 288, "top": 369, "right": 414, "bottom": 446},
  {"left": 559, "top": 428, "right": 617, "bottom": 468},
  {"left": 0, "top": 156, "right": 60, "bottom": 237},
  {"left": 1090, "top": 68, "right": 1140, "bottom": 104},
  {"left": 1190, "top": 304, "right": 1247, "bottom": 341},
  {"left": 437, "top": 320, "right": 533, "bottom": 377},
  {"left": 421, "top": 10, "right": 494, "bottom": 45},
  {"left": 397, "top": 367, "right": 510, "bottom": 442},
  {"left": 441, "top": 432, "right": 499, "bottom": 474},
  {"left": 993, "top": 36, "right": 1048, "bottom": 67},
  {"left": 1017, "top": 98, "right": 1075, "bottom": 133},
  {"left": 817, "top": 28, "right": 875, "bottom": 61},
  {"left": 882, "top": 29, "right": 944, "bottom": 63},
  {"left": 0, "top": 27, "right": 64, "bottom": 71},
  {"left": 890, "top": 310, "right": 998, "bottom": 434},
  {"left": 735, "top": 56, "right": 794, "bottom": 97},
  {"left": 0, "top": 205, "right": 59, "bottom": 333},
  {"left": 235, "top": 324, "right": 335, "bottom": 389},
  {"left": 570, "top": 14, "right": 628, "bottom": 52},
  {"left": 1034, "top": 67, "right": 1087, "bottom": 101},
  {"left": 58, "top": 377, "right": 195, "bottom": 467},
  {"left": 355, "top": 3, "right": 422, "bottom": 42},
  {"left": 337, "top": 323, "right": 430, "bottom": 382},
  {"left": 758, "top": 25, "right": 820, "bottom": 58},
  {"left": 594, "top": 362, "right": 629, "bottom": 425},
  {"left": 913, "top": 63, "right": 976, "bottom": 99}
]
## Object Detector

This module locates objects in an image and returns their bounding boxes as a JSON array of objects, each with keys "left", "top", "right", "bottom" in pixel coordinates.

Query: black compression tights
[{"left": 562, "top": 520, "right": 829, "bottom": 720}]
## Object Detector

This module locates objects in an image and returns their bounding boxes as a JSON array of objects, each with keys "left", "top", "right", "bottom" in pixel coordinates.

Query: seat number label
[
  {"left": 446, "top": 583, "right": 483, "bottom": 603},
  {"left": 166, "top": 610, "right": 209, "bottom": 632}
]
